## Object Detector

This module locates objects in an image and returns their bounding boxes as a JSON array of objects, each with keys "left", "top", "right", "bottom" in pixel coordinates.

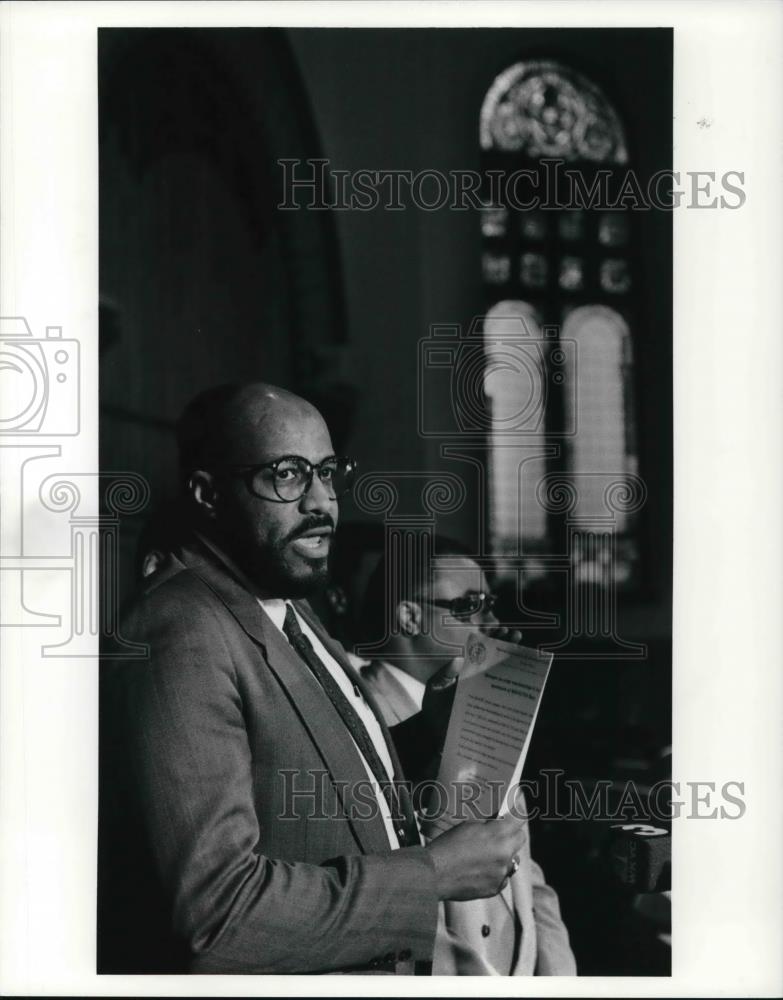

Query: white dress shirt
[
  {"left": 259, "top": 599, "right": 400, "bottom": 849},
  {"left": 380, "top": 660, "right": 427, "bottom": 711}
]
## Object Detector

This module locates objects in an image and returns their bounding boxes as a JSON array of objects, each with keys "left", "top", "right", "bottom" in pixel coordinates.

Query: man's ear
[
  {"left": 188, "top": 470, "right": 220, "bottom": 519},
  {"left": 397, "top": 600, "right": 422, "bottom": 637}
]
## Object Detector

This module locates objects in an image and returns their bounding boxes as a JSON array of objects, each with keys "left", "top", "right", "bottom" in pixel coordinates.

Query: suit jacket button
[
  {"left": 481, "top": 924, "right": 491, "bottom": 937},
  {"left": 399, "top": 948, "right": 412, "bottom": 961}
]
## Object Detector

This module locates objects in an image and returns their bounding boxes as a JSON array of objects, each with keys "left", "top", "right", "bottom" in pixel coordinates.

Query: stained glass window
[
  {"left": 481, "top": 204, "right": 508, "bottom": 238},
  {"left": 562, "top": 306, "right": 639, "bottom": 583},
  {"left": 483, "top": 301, "right": 549, "bottom": 548},
  {"left": 520, "top": 210, "right": 547, "bottom": 241},
  {"left": 559, "top": 256, "right": 584, "bottom": 291},
  {"left": 480, "top": 60, "right": 629, "bottom": 162},
  {"left": 559, "top": 210, "right": 585, "bottom": 242},
  {"left": 598, "top": 212, "right": 629, "bottom": 247},
  {"left": 520, "top": 252, "right": 548, "bottom": 288},
  {"left": 600, "top": 258, "right": 632, "bottom": 294},
  {"left": 479, "top": 59, "right": 641, "bottom": 590},
  {"left": 482, "top": 252, "right": 511, "bottom": 284},
  {"left": 562, "top": 307, "right": 637, "bottom": 524}
]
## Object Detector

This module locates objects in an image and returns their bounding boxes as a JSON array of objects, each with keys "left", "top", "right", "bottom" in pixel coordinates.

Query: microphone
[{"left": 607, "top": 823, "right": 671, "bottom": 892}]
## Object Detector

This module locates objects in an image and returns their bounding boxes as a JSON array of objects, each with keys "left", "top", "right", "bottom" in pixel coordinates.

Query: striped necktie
[{"left": 282, "top": 603, "right": 418, "bottom": 848}]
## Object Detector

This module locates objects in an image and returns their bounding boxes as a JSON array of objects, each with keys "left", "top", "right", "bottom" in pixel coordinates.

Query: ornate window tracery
[{"left": 480, "top": 60, "right": 629, "bottom": 163}]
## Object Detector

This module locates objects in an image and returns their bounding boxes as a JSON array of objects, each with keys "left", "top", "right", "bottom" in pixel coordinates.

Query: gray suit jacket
[
  {"left": 361, "top": 659, "right": 577, "bottom": 976},
  {"left": 99, "top": 534, "right": 439, "bottom": 974}
]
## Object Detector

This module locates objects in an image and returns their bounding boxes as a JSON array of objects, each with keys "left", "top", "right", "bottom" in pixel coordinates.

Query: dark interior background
[{"left": 100, "top": 27, "right": 672, "bottom": 976}]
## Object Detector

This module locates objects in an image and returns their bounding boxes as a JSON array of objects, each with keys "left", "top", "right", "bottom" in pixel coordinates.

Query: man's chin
[
  {"left": 277, "top": 557, "right": 330, "bottom": 599},
  {"left": 236, "top": 543, "right": 330, "bottom": 600}
]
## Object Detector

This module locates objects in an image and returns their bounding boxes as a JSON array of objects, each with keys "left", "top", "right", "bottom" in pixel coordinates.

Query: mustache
[{"left": 285, "top": 515, "right": 335, "bottom": 545}]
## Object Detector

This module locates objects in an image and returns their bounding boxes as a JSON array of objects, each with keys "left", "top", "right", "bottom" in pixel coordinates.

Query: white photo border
[{"left": 1, "top": 1, "right": 781, "bottom": 996}]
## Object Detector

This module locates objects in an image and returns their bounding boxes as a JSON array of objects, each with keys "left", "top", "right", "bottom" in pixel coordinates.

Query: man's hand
[{"left": 424, "top": 813, "right": 529, "bottom": 901}]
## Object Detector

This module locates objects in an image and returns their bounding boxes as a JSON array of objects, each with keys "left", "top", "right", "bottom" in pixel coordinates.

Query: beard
[
  {"left": 253, "top": 549, "right": 330, "bottom": 599},
  {"left": 218, "top": 515, "right": 334, "bottom": 600}
]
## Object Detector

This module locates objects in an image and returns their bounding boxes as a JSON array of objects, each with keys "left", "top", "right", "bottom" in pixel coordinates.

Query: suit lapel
[
  {"left": 176, "top": 535, "right": 393, "bottom": 855},
  {"left": 176, "top": 533, "right": 270, "bottom": 645}
]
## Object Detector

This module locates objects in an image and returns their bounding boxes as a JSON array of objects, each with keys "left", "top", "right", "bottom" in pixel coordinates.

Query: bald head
[
  {"left": 176, "top": 382, "right": 339, "bottom": 598},
  {"left": 177, "top": 382, "right": 327, "bottom": 477}
]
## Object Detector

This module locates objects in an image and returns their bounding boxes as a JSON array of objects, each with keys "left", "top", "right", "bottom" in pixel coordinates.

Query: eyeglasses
[
  {"left": 421, "top": 591, "right": 498, "bottom": 621},
  {"left": 216, "top": 455, "right": 357, "bottom": 503}
]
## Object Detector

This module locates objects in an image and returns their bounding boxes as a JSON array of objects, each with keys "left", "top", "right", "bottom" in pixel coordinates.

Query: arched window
[
  {"left": 483, "top": 300, "right": 548, "bottom": 548},
  {"left": 479, "top": 60, "right": 628, "bottom": 162},
  {"left": 479, "top": 60, "right": 641, "bottom": 588}
]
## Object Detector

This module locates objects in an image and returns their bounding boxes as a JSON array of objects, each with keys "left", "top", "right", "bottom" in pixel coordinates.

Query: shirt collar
[
  {"left": 258, "top": 597, "right": 288, "bottom": 632},
  {"left": 379, "top": 660, "right": 427, "bottom": 711}
]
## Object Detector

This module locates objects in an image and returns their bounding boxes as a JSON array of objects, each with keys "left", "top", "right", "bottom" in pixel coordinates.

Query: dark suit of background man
[{"left": 98, "top": 382, "right": 531, "bottom": 975}]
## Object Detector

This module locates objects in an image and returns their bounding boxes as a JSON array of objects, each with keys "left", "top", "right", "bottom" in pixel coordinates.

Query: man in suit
[
  {"left": 98, "top": 382, "right": 530, "bottom": 975},
  {"left": 357, "top": 538, "right": 577, "bottom": 975}
]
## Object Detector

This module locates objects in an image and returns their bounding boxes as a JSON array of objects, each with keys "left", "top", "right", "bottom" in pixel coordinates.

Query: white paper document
[{"left": 422, "top": 633, "right": 553, "bottom": 835}]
